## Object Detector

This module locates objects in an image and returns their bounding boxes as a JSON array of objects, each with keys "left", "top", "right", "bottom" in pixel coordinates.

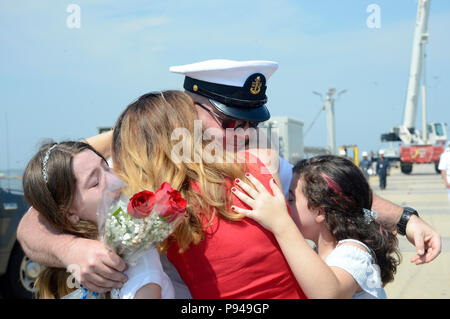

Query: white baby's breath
[{"left": 102, "top": 197, "right": 180, "bottom": 266}]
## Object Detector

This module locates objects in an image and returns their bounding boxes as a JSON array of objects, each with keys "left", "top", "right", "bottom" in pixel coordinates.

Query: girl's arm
[
  {"left": 134, "top": 283, "right": 162, "bottom": 299},
  {"left": 231, "top": 174, "right": 359, "bottom": 299}
]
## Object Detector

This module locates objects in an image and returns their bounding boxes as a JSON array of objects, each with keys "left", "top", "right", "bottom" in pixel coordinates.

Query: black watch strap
[{"left": 397, "top": 207, "right": 419, "bottom": 236}]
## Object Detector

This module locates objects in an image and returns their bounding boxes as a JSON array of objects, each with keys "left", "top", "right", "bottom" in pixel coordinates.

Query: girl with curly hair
[{"left": 231, "top": 155, "right": 401, "bottom": 298}]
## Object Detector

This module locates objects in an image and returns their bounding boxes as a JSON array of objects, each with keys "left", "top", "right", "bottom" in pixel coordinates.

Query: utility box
[{"left": 260, "top": 116, "right": 304, "bottom": 164}]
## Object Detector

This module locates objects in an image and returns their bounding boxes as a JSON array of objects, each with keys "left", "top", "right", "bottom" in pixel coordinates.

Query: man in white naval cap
[
  {"left": 15, "top": 60, "right": 443, "bottom": 298},
  {"left": 169, "top": 59, "right": 291, "bottom": 194}
]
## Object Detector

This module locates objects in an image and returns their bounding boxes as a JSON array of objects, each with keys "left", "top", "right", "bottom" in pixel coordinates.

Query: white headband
[{"left": 42, "top": 144, "right": 58, "bottom": 183}]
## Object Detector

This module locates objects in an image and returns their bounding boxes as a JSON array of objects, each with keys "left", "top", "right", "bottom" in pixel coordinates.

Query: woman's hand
[{"left": 230, "top": 173, "right": 293, "bottom": 236}]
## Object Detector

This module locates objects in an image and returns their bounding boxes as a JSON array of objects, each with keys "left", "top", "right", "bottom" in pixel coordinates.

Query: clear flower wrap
[{"left": 62, "top": 173, "right": 187, "bottom": 299}]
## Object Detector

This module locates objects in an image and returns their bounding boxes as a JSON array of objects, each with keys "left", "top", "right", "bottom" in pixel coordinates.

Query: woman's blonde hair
[
  {"left": 22, "top": 141, "right": 104, "bottom": 298},
  {"left": 112, "top": 90, "right": 248, "bottom": 252}
]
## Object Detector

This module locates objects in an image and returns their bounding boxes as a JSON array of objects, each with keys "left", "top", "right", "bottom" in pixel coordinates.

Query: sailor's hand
[
  {"left": 406, "top": 215, "right": 442, "bottom": 265},
  {"left": 63, "top": 237, "right": 128, "bottom": 293}
]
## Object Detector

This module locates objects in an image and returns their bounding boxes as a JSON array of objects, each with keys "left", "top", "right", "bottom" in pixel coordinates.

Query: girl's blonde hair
[
  {"left": 22, "top": 141, "right": 104, "bottom": 298},
  {"left": 112, "top": 90, "right": 248, "bottom": 252}
]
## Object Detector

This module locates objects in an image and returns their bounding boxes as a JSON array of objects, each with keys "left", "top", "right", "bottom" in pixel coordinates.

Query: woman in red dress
[{"left": 111, "top": 90, "right": 306, "bottom": 299}]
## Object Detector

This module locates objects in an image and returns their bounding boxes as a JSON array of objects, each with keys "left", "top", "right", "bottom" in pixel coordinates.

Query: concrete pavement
[{"left": 369, "top": 163, "right": 449, "bottom": 299}]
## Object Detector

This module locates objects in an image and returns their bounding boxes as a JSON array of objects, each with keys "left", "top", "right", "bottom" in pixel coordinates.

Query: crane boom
[
  {"left": 380, "top": 0, "right": 447, "bottom": 175},
  {"left": 403, "top": 0, "right": 430, "bottom": 129}
]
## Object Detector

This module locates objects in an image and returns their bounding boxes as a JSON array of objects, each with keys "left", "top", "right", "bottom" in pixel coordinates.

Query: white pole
[{"left": 325, "top": 91, "right": 336, "bottom": 155}]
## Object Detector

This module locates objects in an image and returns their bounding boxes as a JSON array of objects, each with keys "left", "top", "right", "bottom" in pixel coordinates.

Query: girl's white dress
[
  {"left": 117, "top": 247, "right": 175, "bottom": 299},
  {"left": 325, "top": 239, "right": 387, "bottom": 299}
]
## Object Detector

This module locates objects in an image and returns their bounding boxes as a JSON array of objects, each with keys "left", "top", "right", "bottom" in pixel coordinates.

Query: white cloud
[{"left": 114, "top": 16, "right": 170, "bottom": 33}]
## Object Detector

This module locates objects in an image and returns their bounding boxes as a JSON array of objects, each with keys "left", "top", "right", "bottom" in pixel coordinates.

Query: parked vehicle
[{"left": 0, "top": 187, "right": 40, "bottom": 298}]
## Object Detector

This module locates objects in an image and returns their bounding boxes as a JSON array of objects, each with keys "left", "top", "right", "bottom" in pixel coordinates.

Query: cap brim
[{"left": 209, "top": 99, "right": 270, "bottom": 122}]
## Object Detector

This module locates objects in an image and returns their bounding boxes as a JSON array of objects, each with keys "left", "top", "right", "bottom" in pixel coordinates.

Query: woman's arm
[
  {"left": 83, "top": 130, "right": 113, "bottom": 158},
  {"left": 231, "top": 174, "right": 359, "bottom": 298}
]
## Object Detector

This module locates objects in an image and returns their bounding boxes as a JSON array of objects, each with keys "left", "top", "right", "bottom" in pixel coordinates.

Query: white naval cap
[
  {"left": 169, "top": 59, "right": 278, "bottom": 87},
  {"left": 169, "top": 59, "right": 279, "bottom": 122}
]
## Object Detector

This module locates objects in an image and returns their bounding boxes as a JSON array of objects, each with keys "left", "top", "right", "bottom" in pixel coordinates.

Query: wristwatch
[{"left": 397, "top": 207, "right": 419, "bottom": 236}]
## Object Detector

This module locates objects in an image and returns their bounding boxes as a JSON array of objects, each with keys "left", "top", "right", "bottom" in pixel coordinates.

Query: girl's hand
[{"left": 231, "top": 173, "right": 293, "bottom": 235}]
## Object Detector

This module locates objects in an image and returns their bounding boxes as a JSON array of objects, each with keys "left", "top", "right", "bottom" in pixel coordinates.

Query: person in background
[
  {"left": 360, "top": 151, "right": 372, "bottom": 181},
  {"left": 438, "top": 142, "right": 450, "bottom": 203},
  {"left": 376, "top": 150, "right": 390, "bottom": 190}
]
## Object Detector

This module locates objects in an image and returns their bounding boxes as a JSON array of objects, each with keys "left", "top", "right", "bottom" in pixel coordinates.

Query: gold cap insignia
[{"left": 250, "top": 76, "right": 261, "bottom": 95}]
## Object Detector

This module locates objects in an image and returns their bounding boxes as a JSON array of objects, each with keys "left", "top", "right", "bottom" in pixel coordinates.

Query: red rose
[
  {"left": 154, "top": 182, "right": 187, "bottom": 222},
  {"left": 153, "top": 182, "right": 173, "bottom": 203},
  {"left": 127, "top": 190, "right": 156, "bottom": 219}
]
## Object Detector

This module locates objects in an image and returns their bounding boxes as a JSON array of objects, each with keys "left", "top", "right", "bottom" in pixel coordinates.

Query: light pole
[{"left": 313, "top": 89, "right": 347, "bottom": 155}]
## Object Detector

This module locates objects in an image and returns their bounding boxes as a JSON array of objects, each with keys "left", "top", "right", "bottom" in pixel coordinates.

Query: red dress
[{"left": 167, "top": 153, "right": 307, "bottom": 299}]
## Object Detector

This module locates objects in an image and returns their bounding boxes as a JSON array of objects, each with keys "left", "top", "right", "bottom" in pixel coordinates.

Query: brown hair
[
  {"left": 112, "top": 90, "right": 248, "bottom": 253},
  {"left": 22, "top": 141, "right": 106, "bottom": 298},
  {"left": 293, "top": 155, "right": 401, "bottom": 285}
]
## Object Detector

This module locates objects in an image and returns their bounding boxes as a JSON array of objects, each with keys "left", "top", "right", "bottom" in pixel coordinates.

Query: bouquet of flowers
[{"left": 63, "top": 173, "right": 187, "bottom": 299}]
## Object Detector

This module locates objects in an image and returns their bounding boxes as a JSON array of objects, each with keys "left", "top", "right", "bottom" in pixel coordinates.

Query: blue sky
[{"left": 1, "top": 0, "right": 450, "bottom": 170}]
